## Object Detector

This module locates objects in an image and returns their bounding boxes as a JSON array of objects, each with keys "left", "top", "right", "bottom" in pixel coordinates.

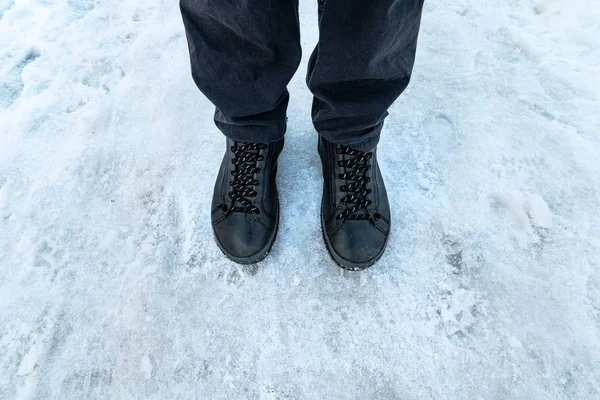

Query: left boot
[{"left": 318, "top": 137, "right": 391, "bottom": 271}]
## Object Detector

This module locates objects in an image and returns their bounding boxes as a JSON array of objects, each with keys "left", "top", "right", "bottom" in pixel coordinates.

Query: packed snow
[{"left": 1, "top": 0, "right": 599, "bottom": 398}]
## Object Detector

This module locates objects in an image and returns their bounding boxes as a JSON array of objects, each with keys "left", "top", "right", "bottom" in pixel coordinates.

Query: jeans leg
[
  {"left": 181, "top": 0, "right": 302, "bottom": 143},
  {"left": 307, "top": 0, "right": 425, "bottom": 151}
]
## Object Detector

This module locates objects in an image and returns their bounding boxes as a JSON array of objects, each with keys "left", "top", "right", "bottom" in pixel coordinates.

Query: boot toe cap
[
  {"left": 213, "top": 213, "right": 275, "bottom": 263},
  {"left": 327, "top": 222, "right": 388, "bottom": 270}
]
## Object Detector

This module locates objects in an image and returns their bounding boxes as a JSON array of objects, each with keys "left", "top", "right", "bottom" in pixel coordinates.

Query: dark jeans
[{"left": 180, "top": 0, "right": 424, "bottom": 151}]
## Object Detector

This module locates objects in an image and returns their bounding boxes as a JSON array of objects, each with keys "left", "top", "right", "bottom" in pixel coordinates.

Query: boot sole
[
  {"left": 213, "top": 199, "right": 280, "bottom": 265},
  {"left": 320, "top": 206, "right": 389, "bottom": 271}
]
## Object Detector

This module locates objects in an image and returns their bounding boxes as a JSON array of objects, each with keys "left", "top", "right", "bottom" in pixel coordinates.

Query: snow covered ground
[{"left": 1, "top": 0, "right": 599, "bottom": 398}]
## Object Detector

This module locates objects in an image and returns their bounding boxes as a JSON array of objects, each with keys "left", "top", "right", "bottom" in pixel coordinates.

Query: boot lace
[
  {"left": 335, "top": 146, "right": 380, "bottom": 221},
  {"left": 219, "top": 142, "right": 267, "bottom": 214}
]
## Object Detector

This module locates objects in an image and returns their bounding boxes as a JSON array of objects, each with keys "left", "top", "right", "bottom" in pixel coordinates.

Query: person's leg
[
  {"left": 181, "top": 0, "right": 301, "bottom": 143},
  {"left": 312, "top": 0, "right": 425, "bottom": 270},
  {"left": 180, "top": 0, "right": 301, "bottom": 263},
  {"left": 308, "top": 0, "right": 424, "bottom": 151}
]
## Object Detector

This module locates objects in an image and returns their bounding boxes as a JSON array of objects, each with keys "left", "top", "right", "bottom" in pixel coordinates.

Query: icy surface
[{"left": 1, "top": 0, "right": 600, "bottom": 398}]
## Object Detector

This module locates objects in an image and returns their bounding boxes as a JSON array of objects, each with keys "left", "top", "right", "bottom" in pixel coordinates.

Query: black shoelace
[
  {"left": 336, "top": 146, "right": 380, "bottom": 221},
  {"left": 219, "top": 142, "right": 267, "bottom": 214}
]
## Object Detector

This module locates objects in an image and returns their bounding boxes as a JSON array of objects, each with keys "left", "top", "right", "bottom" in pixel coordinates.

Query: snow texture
[{"left": 1, "top": 0, "right": 599, "bottom": 398}]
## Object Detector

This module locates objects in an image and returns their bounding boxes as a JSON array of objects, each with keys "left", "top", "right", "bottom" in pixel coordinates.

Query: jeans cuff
[
  {"left": 343, "top": 133, "right": 381, "bottom": 152},
  {"left": 215, "top": 119, "right": 286, "bottom": 144},
  {"left": 322, "top": 121, "right": 383, "bottom": 152}
]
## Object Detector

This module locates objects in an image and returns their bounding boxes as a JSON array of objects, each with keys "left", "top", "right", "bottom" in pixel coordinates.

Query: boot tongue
[
  {"left": 227, "top": 141, "right": 264, "bottom": 213},
  {"left": 239, "top": 142, "right": 260, "bottom": 153},
  {"left": 239, "top": 142, "right": 260, "bottom": 191},
  {"left": 340, "top": 147, "right": 371, "bottom": 219},
  {"left": 238, "top": 142, "right": 263, "bottom": 162},
  {"left": 351, "top": 208, "right": 369, "bottom": 216}
]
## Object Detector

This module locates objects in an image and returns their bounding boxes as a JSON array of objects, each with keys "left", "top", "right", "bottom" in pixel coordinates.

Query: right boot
[{"left": 211, "top": 138, "right": 284, "bottom": 264}]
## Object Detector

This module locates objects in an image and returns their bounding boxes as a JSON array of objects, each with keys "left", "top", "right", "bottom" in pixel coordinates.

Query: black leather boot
[
  {"left": 319, "top": 137, "right": 391, "bottom": 270},
  {"left": 211, "top": 138, "right": 284, "bottom": 264}
]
